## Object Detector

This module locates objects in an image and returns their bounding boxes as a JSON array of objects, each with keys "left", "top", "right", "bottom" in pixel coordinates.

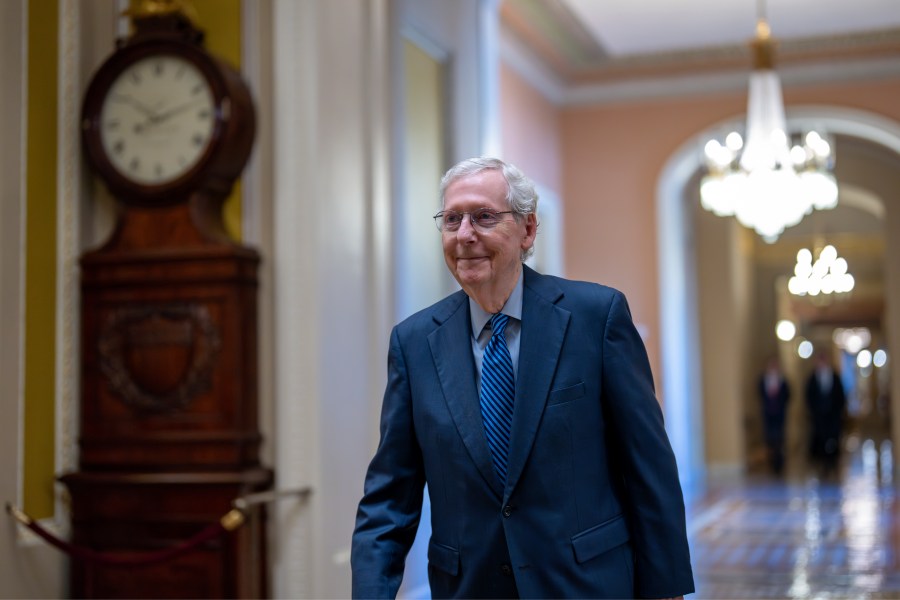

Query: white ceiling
[{"left": 560, "top": 0, "right": 900, "bottom": 57}]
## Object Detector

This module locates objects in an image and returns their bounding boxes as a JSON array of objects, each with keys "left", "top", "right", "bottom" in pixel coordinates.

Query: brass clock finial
[{"left": 124, "top": 0, "right": 199, "bottom": 26}]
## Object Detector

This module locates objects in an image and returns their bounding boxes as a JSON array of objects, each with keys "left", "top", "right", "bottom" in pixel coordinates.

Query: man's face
[{"left": 441, "top": 169, "right": 536, "bottom": 297}]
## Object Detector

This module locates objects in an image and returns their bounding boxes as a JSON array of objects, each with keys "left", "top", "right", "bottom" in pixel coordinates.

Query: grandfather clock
[{"left": 60, "top": 2, "right": 273, "bottom": 597}]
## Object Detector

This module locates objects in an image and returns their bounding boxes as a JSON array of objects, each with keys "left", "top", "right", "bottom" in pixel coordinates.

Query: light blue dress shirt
[{"left": 469, "top": 268, "right": 524, "bottom": 392}]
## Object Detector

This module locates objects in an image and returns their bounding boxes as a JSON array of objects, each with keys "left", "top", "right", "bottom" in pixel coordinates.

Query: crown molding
[{"left": 500, "top": 23, "right": 900, "bottom": 106}]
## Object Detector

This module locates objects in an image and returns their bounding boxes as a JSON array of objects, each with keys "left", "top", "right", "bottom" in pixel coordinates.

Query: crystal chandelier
[
  {"left": 700, "top": 8, "right": 838, "bottom": 243},
  {"left": 788, "top": 245, "right": 854, "bottom": 297}
]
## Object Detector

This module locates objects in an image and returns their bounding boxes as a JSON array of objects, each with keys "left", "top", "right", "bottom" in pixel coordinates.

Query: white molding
[
  {"left": 656, "top": 131, "right": 706, "bottom": 488},
  {"left": 0, "top": 0, "right": 28, "bottom": 525},
  {"left": 565, "top": 57, "right": 900, "bottom": 106},
  {"left": 526, "top": 184, "right": 565, "bottom": 277},
  {"left": 240, "top": 0, "right": 276, "bottom": 476},
  {"left": 498, "top": 20, "right": 566, "bottom": 106},
  {"left": 479, "top": 0, "right": 501, "bottom": 157},
  {"left": 55, "top": 0, "right": 80, "bottom": 505},
  {"left": 837, "top": 183, "right": 885, "bottom": 219},
  {"left": 270, "top": 1, "right": 318, "bottom": 596},
  {"left": 16, "top": 0, "right": 28, "bottom": 513},
  {"left": 239, "top": 0, "right": 270, "bottom": 247},
  {"left": 364, "top": 0, "right": 395, "bottom": 410},
  {"left": 499, "top": 24, "right": 900, "bottom": 108},
  {"left": 788, "top": 105, "right": 900, "bottom": 155},
  {"left": 566, "top": 70, "right": 748, "bottom": 106},
  {"left": 401, "top": 23, "right": 450, "bottom": 62}
]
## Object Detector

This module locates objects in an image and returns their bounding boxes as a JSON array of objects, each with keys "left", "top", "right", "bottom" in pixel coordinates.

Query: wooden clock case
[{"left": 60, "top": 12, "right": 273, "bottom": 599}]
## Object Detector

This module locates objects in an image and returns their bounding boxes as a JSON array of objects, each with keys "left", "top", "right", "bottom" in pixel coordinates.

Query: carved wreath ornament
[{"left": 98, "top": 303, "right": 221, "bottom": 412}]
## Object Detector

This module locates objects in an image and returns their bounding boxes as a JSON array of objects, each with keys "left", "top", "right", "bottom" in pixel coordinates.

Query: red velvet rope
[{"left": 6, "top": 503, "right": 244, "bottom": 568}]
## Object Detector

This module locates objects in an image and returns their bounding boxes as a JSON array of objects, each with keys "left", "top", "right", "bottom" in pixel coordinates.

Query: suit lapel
[
  {"left": 504, "top": 267, "right": 569, "bottom": 500},
  {"left": 428, "top": 294, "right": 503, "bottom": 498}
]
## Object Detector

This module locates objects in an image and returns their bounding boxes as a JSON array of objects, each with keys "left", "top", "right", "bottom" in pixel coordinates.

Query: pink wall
[{"left": 500, "top": 63, "right": 562, "bottom": 192}]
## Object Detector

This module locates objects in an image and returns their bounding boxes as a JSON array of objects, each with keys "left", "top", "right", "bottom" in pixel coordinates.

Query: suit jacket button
[
  {"left": 502, "top": 506, "right": 512, "bottom": 518},
  {"left": 500, "top": 564, "right": 512, "bottom": 576}
]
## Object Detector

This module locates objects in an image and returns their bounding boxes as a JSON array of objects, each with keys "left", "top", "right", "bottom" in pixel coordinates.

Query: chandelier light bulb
[
  {"left": 806, "top": 131, "right": 831, "bottom": 158},
  {"left": 836, "top": 273, "right": 855, "bottom": 293},
  {"left": 794, "top": 262, "right": 812, "bottom": 278},
  {"left": 832, "top": 257, "right": 848, "bottom": 276},
  {"left": 804, "top": 171, "right": 839, "bottom": 210},
  {"left": 704, "top": 139, "right": 733, "bottom": 169}
]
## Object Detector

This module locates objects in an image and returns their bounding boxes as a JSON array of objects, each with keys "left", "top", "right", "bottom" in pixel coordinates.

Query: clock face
[{"left": 99, "top": 55, "right": 216, "bottom": 186}]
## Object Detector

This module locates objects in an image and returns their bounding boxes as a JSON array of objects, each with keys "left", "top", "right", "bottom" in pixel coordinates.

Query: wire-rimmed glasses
[{"left": 433, "top": 208, "right": 515, "bottom": 232}]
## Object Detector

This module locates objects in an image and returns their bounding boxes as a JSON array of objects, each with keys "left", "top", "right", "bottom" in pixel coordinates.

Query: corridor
[{"left": 689, "top": 437, "right": 898, "bottom": 598}]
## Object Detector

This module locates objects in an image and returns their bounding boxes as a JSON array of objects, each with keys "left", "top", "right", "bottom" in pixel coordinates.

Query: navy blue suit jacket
[{"left": 352, "top": 266, "right": 694, "bottom": 599}]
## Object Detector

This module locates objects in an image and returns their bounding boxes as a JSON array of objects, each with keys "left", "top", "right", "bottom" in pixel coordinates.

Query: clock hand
[
  {"left": 148, "top": 97, "right": 206, "bottom": 125},
  {"left": 110, "top": 93, "right": 159, "bottom": 119},
  {"left": 132, "top": 97, "right": 206, "bottom": 135}
]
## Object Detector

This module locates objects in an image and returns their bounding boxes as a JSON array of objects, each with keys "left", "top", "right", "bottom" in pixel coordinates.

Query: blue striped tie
[{"left": 480, "top": 313, "right": 515, "bottom": 482}]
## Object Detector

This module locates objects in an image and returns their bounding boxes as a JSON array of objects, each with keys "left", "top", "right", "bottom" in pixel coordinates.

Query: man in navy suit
[
  {"left": 805, "top": 352, "right": 846, "bottom": 477},
  {"left": 352, "top": 157, "right": 694, "bottom": 599}
]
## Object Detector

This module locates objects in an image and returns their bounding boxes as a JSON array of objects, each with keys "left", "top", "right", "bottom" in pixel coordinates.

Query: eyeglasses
[{"left": 433, "top": 208, "right": 515, "bottom": 232}]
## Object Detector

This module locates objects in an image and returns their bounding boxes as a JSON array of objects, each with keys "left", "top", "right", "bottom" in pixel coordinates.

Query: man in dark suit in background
[
  {"left": 806, "top": 351, "right": 847, "bottom": 478},
  {"left": 758, "top": 356, "right": 790, "bottom": 475},
  {"left": 351, "top": 157, "right": 694, "bottom": 599}
]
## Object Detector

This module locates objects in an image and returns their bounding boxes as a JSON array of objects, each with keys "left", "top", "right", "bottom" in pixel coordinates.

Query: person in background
[
  {"left": 805, "top": 351, "right": 847, "bottom": 478},
  {"left": 351, "top": 157, "right": 694, "bottom": 599},
  {"left": 758, "top": 356, "right": 790, "bottom": 476}
]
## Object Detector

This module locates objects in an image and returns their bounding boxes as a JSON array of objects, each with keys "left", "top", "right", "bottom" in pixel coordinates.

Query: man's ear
[{"left": 521, "top": 213, "right": 538, "bottom": 250}]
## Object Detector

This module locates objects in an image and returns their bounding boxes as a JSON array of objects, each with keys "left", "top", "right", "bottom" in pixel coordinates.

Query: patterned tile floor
[{"left": 688, "top": 438, "right": 898, "bottom": 599}]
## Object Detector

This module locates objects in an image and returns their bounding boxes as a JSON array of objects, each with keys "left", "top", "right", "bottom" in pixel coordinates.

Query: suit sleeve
[
  {"left": 351, "top": 326, "right": 426, "bottom": 599},
  {"left": 601, "top": 291, "right": 694, "bottom": 598}
]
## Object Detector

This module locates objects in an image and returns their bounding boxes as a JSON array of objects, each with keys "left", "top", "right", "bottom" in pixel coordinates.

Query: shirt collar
[{"left": 469, "top": 268, "right": 524, "bottom": 338}]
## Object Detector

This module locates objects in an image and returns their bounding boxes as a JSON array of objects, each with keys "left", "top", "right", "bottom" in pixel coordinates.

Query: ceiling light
[
  {"left": 700, "top": 8, "right": 838, "bottom": 242},
  {"left": 775, "top": 319, "right": 796, "bottom": 341},
  {"left": 833, "top": 327, "right": 870, "bottom": 354},
  {"left": 788, "top": 244, "right": 855, "bottom": 297},
  {"left": 857, "top": 349, "right": 873, "bottom": 369}
]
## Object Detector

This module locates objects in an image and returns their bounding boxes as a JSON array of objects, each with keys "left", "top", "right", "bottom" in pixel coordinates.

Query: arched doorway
[{"left": 658, "top": 107, "right": 900, "bottom": 488}]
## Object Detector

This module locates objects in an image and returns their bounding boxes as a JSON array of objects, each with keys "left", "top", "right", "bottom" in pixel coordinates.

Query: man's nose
[{"left": 457, "top": 215, "right": 478, "bottom": 241}]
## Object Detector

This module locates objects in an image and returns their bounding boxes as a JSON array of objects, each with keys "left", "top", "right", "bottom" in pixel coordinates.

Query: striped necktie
[{"left": 480, "top": 313, "right": 515, "bottom": 482}]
